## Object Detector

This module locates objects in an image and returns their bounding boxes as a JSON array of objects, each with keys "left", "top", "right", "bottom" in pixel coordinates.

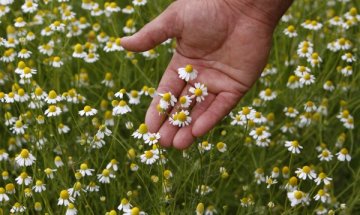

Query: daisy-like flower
[
  {"left": 84, "top": 52, "right": 99, "bottom": 63},
  {"left": 44, "top": 168, "right": 57, "bottom": 179},
  {"left": 50, "top": 56, "right": 64, "bottom": 68},
  {"left": 32, "top": 180, "right": 46, "bottom": 193},
  {"left": 142, "top": 49, "right": 159, "bottom": 59},
  {"left": 21, "top": 0, "right": 38, "bottom": 13},
  {"left": 249, "top": 126, "right": 271, "bottom": 140},
  {"left": 170, "top": 110, "right": 192, "bottom": 127},
  {"left": 336, "top": 148, "right": 351, "bottom": 162},
  {"left": 140, "top": 149, "right": 159, "bottom": 165},
  {"left": 123, "top": 19, "right": 136, "bottom": 34},
  {"left": 283, "top": 25, "right": 297, "bottom": 38},
  {"left": 318, "top": 149, "right": 333, "bottom": 162},
  {"left": 86, "top": 181, "right": 99, "bottom": 192},
  {"left": 198, "top": 141, "right": 213, "bottom": 153},
  {"left": 58, "top": 123, "right": 70, "bottom": 134},
  {"left": 122, "top": 5, "right": 134, "bottom": 14},
  {"left": 178, "top": 64, "right": 198, "bottom": 81},
  {"left": 323, "top": 80, "right": 335, "bottom": 92},
  {"left": 72, "top": 44, "right": 86, "bottom": 58},
  {"left": 44, "top": 90, "right": 62, "bottom": 104},
  {"left": 265, "top": 176, "right": 278, "bottom": 189},
  {"left": 144, "top": 132, "right": 161, "bottom": 145},
  {"left": 307, "top": 52, "right": 322, "bottom": 67},
  {"left": 106, "top": 159, "right": 119, "bottom": 172},
  {"left": 97, "top": 169, "right": 115, "bottom": 184},
  {"left": 283, "top": 107, "right": 299, "bottom": 118},
  {"left": 179, "top": 95, "right": 192, "bottom": 108},
  {"left": 66, "top": 203, "right": 77, "bottom": 215},
  {"left": 314, "top": 189, "right": 330, "bottom": 203},
  {"left": 295, "top": 166, "right": 317, "bottom": 180},
  {"left": 314, "top": 172, "right": 332, "bottom": 186},
  {"left": 10, "top": 202, "right": 26, "bottom": 213},
  {"left": 19, "top": 67, "right": 37, "bottom": 79},
  {"left": 304, "top": 101, "right": 317, "bottom": 112},
  {"left": 133, "top": 0, "right": 147, "bottom": 6},
  {"left": 96, "top": 125, "right": 112, "bottom": 139},
  {"left": 10, "top": 120, "right": 27, "bottom": 135},
  {"left": 112, "top": 100, "right": 132, "bottom": 116},
  {"left": 341, "top": 52, "right": 356, "bottom": 63},
  {"left": 299, "top": 72, "right": 315, "bottom": 85},
  {"left": 15, "top": 149, "right": 36, "bottom": 166},
  {"left": 18, "top": 49, "right": 32, "bottom": 59},
  {"left": 45, "top": 105, "right": 62, "bottom": 117},
  {"left": 159, "top": 92, "right": 177, "bottom": 109},
  {"left": 254, "top": 168, "right": 265, "bottom": 184},
  {"left": 101, "top": 72, "right": 114, "bottom": 87},
  {"left": 78, "top": 163, "right": 94, "bottom": 176},
  {"left": 14, "top": 17, "right": 27, "bottom": 27},
  {"left": 287, "top": 190, "right": 307, "bottom": 207},
  {"left": 127, "top": 90, "right": 142, "bottom": 105},
  {"left": 341, "top": 65, "right": 353, "bottom": 77},
  {"left": 79, "top": 105, "right": 97, "bottom": 116},
  {"left": 49, "top": 21, "right": 65, "bottom": 32},
  {"left": 132, "top": 123, "right": 149, "bottom": 140},
  {"left": 216, "top": 142, "right": 227, "bottom": 153},
  {"left": 285, "top": 176, "right": 298, "bottom": 191},
  {"left": 118, "top": 198, "right": 132, "bottom": 211},
  {"left": 15, "top": 172, "right": 32, "bottom": 185},
  {"left": 58, "top": 190, "right": 74, "bottom": 206},
  {"left": 189, "top": 83, "right": 208, "bottom": 103},
  {"left": 301, "top": 19, "right": 323, "bottom": 31},
  {"left": 115, "top": 89, "right": 126, "bottom": 99},
  {"left": 285, "top": 140, "right": 303, "bottom": 154},
  {"left": 259, "top": 88, "right": 277, "bottom": 101},
  {"left": 0, "top": 187, "right": 9, "bottom": 202}
]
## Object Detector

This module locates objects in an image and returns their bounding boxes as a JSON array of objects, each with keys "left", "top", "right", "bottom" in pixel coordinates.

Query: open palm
[{"left": 121, "top": 0, "right": 289, "bottom": 148}]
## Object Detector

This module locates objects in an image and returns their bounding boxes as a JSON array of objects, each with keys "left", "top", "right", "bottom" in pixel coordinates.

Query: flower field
[{"left": 0, "top": 0, "right": 359, "bottom": 214}]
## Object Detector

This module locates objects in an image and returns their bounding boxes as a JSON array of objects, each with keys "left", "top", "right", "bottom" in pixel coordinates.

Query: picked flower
[
  {"left": 189, "top": 83, "right": 208, "bottom": 103},
  {"left": 170, "top": 110, "right": 192, "bottom": 127},
  {"left": 159, "top": 92, "right": 177, "bottom": 109},
  {"left": 178, "top": 64, "right": 198, "bottom": 81}
]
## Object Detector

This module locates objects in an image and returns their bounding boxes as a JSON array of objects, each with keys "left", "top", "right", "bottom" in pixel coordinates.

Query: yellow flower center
[
  {"left": 18, "top": 88, "right": 25, "bottom": 96},
  {"left": 60, "top": 190, "right": 69, "bottom": 199},
  {"left": 0, "top": 187, "right": 5, "bottom": 194},
  {"left": 20, "top": 149, "right": 29, "bottom": 158},
  {"left": 291, "top": 141, "right": 299, "bottom": 147},
  {"left": 48, "top": 105, "right": 57, "bottom": 112},
  {"left": 18, "top": 61, "right": 26, "bottom": 69},
  {"left": 131, "top": 207, "right": 140, "bottom": 215},
  {"left": 48, "top": 90, "right": 57, "bottom": 99},
  {"left": 318, "top": 172, "right": 326, "bottom": 179},
  {"left": 15, "top": 120, "right": 23, "bottom": 128},
  {"left": 119, "top": 100, "right": 127, "bottom": 107},
  {"left": 264, "top": 88, "right": 272, "bottom": 96},
  {"left": 145, "top": 150, "right": 153, "bottom": 159},
  {"left": 126, "top": 19, "right": 134, "bottom": 28},
  {"left": 20, "top": 172, "right": 28, "bottom": 179},
  {"left": 121, "top": 198, "right": 129, "bottom": 205},
  {"left": 83, "top": 105, "right": 92, "bottom": 112},
  {"left": 131, "top": 90, "right": 138, "bottom": 98},
  {"left": 302, "top": 166, "right": 311, "bottom": 174},
  {"left": 138, "top": 124, "right": 148, "bottom": 134},
  {"left": 194, "top": 88, "right": 202, "bottom": 96},
  {"left": 340, "top": 148, "right": 348, "bottom": 155},
  {"left": 185, "top": 64, "right": 193, "bottom": 73},
  {"left": 162, "top": 93, "right": 171, "bottom": 102},
  {"left": 177, "top": 112, "right": 187, "bottom": 122},
  {"left": 80, "top": 163, "right": 88, "bottom": 170},
  {"left": 287, "top": 25, "right": 295, "bottom": 32},
  {"left": 102, "top": 169, "right": 110, "bottom": 176},
  {"left": 294, "top": 191, "right": 303, "bottom": 199},
  {"left": 321, "top": 150, "right": 329, "bottom": 157}
]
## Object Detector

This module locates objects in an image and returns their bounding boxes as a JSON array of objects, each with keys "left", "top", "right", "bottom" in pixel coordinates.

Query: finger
[
  {"left": 121, "top": 4, "right": 180, "bottom": 52},
  {"left": 145, "top": 54, "right": 187, "bottom": 133},
  {"left": 192, "top": 92, "right": 242, "bottom": 137},
  {"left": 157, "top": 84, "right": 192, "bottom": 147},
  {"left": 172, "top": 93, "right": 216, "bottom": 149}
]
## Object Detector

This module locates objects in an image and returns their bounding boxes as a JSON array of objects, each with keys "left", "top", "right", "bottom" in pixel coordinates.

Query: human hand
[{"left": 121, "top": 0, "right": 292, "bottom": 149}]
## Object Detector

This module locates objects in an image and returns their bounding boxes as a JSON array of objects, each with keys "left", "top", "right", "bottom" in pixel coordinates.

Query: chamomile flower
[
  {"left": 58, "top": 190, "right": 74, "bottom": 206},
  {"left": 287, "top": 190, "right": 306, "bottom": 207},
  {"left": 32, "top": 180, "right": 46, "bottom": 193},
  {"left": 178, "top": 64, "right": 198, "bottom": 81},
  {"left": 295, "top": 166, "right": 317, "bottom": 180},
  {"left": 189, "top": 83, "right": 208, "bottom": 102},
  {"left": 341, "top": 52, "right": 356, "bottom": 63},
  {"left": 50, "top": 56, "right": 64, "bottom": 68},
  {"left": 301, "top": 19, "right": 323, "bottom": 31},
  {"left": 283, "top": 25, "right": 297, "bottom": 37},
  {"left": 132, "top": 123, "right": 149, "bottom": 140},
  {"left": 10, "top": 203, "right": 26, "bottom": 213},
  {"left": 0, "top": 187, "right": 9, "bottom": 202},
  {"left": 122, "top": 5, "right": 134, "bottom": 14},
  {"left": 133, "top": 0, "right": 147, "bottom": 6},
  {"left": 336, "top": 148, "right": 351, "bottom": 161},
  {"left": 123, "top": 19, "right": 136, "bottom": 34},
  {"left": 284, "top": 107, "right": 299, "bottom": 118},
  {"left": 44, "top": 168, "right": 57, "bottom": 179},
  {"left": 318, "top": 149, "right": 333, "bottom": 162},
  {"left": 66, "top": 203, "right": 77, "bottom": 215},
  {"left": 314, "top": 189, "right": 330, "bottom": 203},
  {"left": 15, "top": 172, "right": 32, "bottom": 185},
  {"left": 259, "top": 88, "right": 277, "bottom": 101},
  {"left": 127, "top": 90, "right": 142, "bottom": 105},
  {"left": 78, "top": 163, "right": 95, "bottom": 176},
  {"left": 170, "top": 110, "right": 192, "bottom": 127},
  {"left": 10, "top": 120, "right": 27, "bottom": 135},
  {"left": 106, "top": 159, "right": 119, "bottom": 171},
  {"left": 159, "top": 92, "right": 177, "bottom": 109},
  {"left": 314, "top": 172, "right": 332, "bottom": 185},
  {"left": 97, "top": 169, "right": 115, "bottom": 184},
  {"left": 15, "top": 149, "right": 36, "bottom": 166},
  {"left": 45, "top": 105, "right": 62, "bottom": 117},
  {"left": 45, "top": 90, "right": 62, "bottom": 104},
  {"left": 323, "top": 81, "right": 335, "bottom": 91},
  {"left": 79, "top": 105, "right": 97, "bottom": 116},
  {"left": 142, "top": 49, "right": 159, "bottom": 59},
  {"left": 72, "top": 44, "right": 86, "bottom": 58},
  {"left": 198, "top": 141, "right": 213, "bottom": 153},
  {"left": 265, "top": 176, "right": 278, "bottom": 188},
  {"left": 14, "top": 17, "right": 27, "bottom": 27},
  {"left": 118, "top": 198, "right": 132, "bottom": 211},
  {"left": 84, "top": 52, "right": 99, "bottom": 63},
  {"left": 144, "top": 133, "right": 161, "bottom": 145},
  {"left": 341, "top": 65, "right": 353, "bottom": 76},
  {"left": 179, "top": 95, "right": 192, "bottom": 108},
  {"left": 299, "top": 72, "right": 315, "bottom": 85},
  {"left": 140, "top": 149, "right": 159, "bottom": 165},
  {"left": 216, "top": 142, "right": 227, "bottom": 153},
  {"left": 285, "top": 140, "right": 303, "bottom": 154}
]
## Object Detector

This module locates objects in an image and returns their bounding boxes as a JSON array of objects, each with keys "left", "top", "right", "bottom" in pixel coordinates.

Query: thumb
[{"left": 121, "top": 5, "right": 180, "bottom": 52}]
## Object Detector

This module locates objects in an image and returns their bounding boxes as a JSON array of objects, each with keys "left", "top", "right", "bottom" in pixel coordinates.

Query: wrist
[{"left": 224, "top": 0, "right": 293, "bottom": 29}]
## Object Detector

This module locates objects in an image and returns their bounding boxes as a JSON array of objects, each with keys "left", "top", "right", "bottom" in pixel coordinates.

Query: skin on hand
[{"left": 121, "top": 0, "right": 291, "bottom": 149}]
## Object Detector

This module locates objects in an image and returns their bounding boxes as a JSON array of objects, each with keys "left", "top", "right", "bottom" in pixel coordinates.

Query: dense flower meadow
[{"left": 0, "top": 0, "right": 359, "bottom": 214}]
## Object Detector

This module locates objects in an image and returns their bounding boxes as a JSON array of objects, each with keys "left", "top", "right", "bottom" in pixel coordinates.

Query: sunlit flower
[
  {"left": 33, "top": 180, "right": 46, "bottom": 193},
  {"left": 118, "top": 198, "right": 132, "bottom": 211},
  {"left": 295, "top": 166, "right": 316, "bottom": 180},
  {"left": 287, "top": 190, "right": 307, "bottom": 207},
  {"left": 285, "top": 140, "right": 302, "bottom": 154},
  {"left": 79, "top": 105, "right": 97, "bottom": 116},
  {"left": 140, "top": 149, "right": 159, "bottom": 165},
  {"left": 178, "top": 64, "right": 198, "bottom": 81},
  {"left": 314, "top": 172, "right": 332, "bottom": 185},
  {"left": 127, "top": 90, "right": 142, "bottom": 105},
  {"left": 170, "top": 110, "right": 192, "bottom": 127},
  {"left": 97, "top": 169, "right": 115, "bottom": 184},
  {"left": 78, "top": 163, "right": 95, "bottom": 176},
  {"left": 189, "top": 83, "right": 208, "bottom": 102},
  {"left": 144, "top": 132, "right": 161, "bottom": 145},
  {"left": 15, "top": 172, "right": 32, "bottom": 185},
  {"left": 15, "top": 149, "right": 36, "bottom": 166},
  {"left": 159, "top": 92, "right": 177, "bottom": 109},
  {"left": 132, "top": 123, "right": 149, "bottom": 140},
  {"left": 283, "top": 25, "right": 297, "bottom": 37},
  {"left": 336, "top": 148, "right": 351, "bottom": 161},
  {"left": 58, "top": 190, "right": 75, "bottom": 206}
]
